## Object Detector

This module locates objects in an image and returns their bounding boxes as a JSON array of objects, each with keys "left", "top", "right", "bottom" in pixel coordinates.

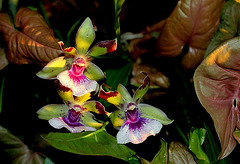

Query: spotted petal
[
  {"left": 80, "top": 112, "right": 103, "bottom": 129},
  {"left": 49, "top": 117, "right": 96, "bottom": 133},
  {"left": 109, "top": 109, "right": 126, "bottom": 128},
  {"left": 98, "top": 87, "right": 126, "bottom": 109},
  {"left": 37, "top": 104, "right": 68, "bottom": 120},
  {"left": 75, "top": 17, "right": 95, "bottom": 54},
  {"left": 138, "top": 103, "right": 173, "bottom": 125},
  {"left": 87, "top": 39, "right": 117, "bottom": 57},
  {"left": 133, "top": 73, "right": 150, "bottom": 103},
  {"left": 36, "top": 56, "right": 73, "bottom": 79},
  {"left": 116, "top": 118, "right": 162, "bottom": 144},
  {"left": 82, "top": 100, "right": 108, "bottom": 115},
  {"left": 57, "top": 70, "right": 98, "bottom": 97},
  {"left": 84, "top": 62, "right": 105, "bottom": 81}
]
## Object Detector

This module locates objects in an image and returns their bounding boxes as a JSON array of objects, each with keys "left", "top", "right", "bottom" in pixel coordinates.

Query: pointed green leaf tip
[
  {"left": 152, "top": 139, "right": 168, "bottom": 164},
  {"left": 75, "top": 17, "right": 95, "bottom": 54}
]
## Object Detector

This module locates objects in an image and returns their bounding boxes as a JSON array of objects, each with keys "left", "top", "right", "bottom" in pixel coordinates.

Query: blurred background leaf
[{"left": 0, "top": 125, "right": 46, "bottom": 164}]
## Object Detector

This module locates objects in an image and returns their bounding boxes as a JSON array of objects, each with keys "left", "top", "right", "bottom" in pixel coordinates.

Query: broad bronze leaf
[{"left": 0, "top": 8, "right": 63, "bottom": 65}]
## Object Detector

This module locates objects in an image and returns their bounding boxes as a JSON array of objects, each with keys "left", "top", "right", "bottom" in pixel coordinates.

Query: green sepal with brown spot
[{"left": 37, "top": 104, "right": 68, "bottom": 120}]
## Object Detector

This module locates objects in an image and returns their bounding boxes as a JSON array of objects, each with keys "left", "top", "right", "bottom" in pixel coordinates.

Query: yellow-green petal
[
  {"left": 80, "top": 112, "right": 103, "bottom": 129},
  {"left": 117, "top": 84, "right": 132, "bottom": 103},
  {"left": 98, "top": 87, "right": 126, "bottom": 109},
  {"left": 87, "top": 39, "right": 117, "bottom": 57},
  {"left": 109, "top": 109, "right": 126, "bottom": 128},
  {"left": 75, "top": 17, "right": 95, "bottom": 54},
  {"left": 36, "top": 56, "right": 73, "bottom": 79},
  {"left": 138, "top": 103, "right": 173, "bottom": 125},
  {"left": 133, "top": 73, "right": 150, "bottom": 103},
  {"left": 74, "top": 92, "right": 91, "bottom": 106},
  {"left": 54, "top": 80, "right": 74, "bottom": 105},
  {"left": 82, "top": 100, "right": 108, "bottom": 115},
  {"left": 37, "top": 104, "right": 68, "bottom": 120},
  {"left": 84, "top": 62, "right": 105, "bottom": 81}
]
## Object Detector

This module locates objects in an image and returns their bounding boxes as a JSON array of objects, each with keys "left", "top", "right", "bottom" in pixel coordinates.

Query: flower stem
[{"left": 173, "top": 121, "right": 189, "bottom": 145}]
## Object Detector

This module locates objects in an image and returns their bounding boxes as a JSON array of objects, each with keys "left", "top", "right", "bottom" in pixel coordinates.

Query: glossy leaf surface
[
  {"left": 44, "top": 125, "right": 136, "bottom": 162},
  {"left": 189, "top": 128, "right": 209, "bottom": 163},
  {"left": 152, "top": 139, "right": 168, "bottom": 164}
]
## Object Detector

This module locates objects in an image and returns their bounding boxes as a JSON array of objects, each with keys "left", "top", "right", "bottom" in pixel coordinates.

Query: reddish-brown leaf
[
  {"left": 194, "top": 37, "right": 240, "bottom": 159},
  {"left": 0, "top": 47, "right": 9, "bottom": 70},
  {"left": 131, "top": 61, "right": 170, "bottom": 89},
  {"left": 156, "top": 0, "right": 225, "bottom": 69},
  {"left": 0, "top": 8, "right": 63, "bottom": 65},
  {"left": 126, "top": 19, "right": 166, "bottom": 60},
  {"left": 168, "top": 142, "right": 197, "bottom": 164}
]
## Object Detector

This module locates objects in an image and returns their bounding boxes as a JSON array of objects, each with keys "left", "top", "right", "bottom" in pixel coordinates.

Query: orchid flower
[
  {"left": 98, "top": 73, "right": 173, "bottom": 144},
  {"left": 36, "top": 17, "right": 117, "bottom": 97},
  {"left": 37, "top": 80, "right": 110, "bottom": 133}
]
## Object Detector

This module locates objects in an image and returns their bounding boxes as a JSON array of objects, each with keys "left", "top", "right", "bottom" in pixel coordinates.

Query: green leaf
[
  {"left": 66, "top": 18, "right": 82, "bottom": 47},
  {"left": 205, "top": 0, "right": 240, "bottom": 57},
  {"left": 105, "top": 61, "right": 132, "bottom": 91},
  {"left": 43, "top": 124, "right": 136, "bottom": 162},
  {"left": 233, "top": 127, "right": 240, "bottom": 143},
  {"left": 152, "top": 139, "right": 168, "bottom": 164},
  {"left": 44, "top": 157, "right": 55, "bottom": 164},
  {"left": 202, "top": 122, "right": 220, "bottom": 163},
  {"left": 189, "top": 128, "right": 210, "bottom": 163},
  {"left": 8, "top": 0, "right": 19, "bottom": 19},
  {"left": 100, "top": 61, "right": 132, "bottom": 107}
]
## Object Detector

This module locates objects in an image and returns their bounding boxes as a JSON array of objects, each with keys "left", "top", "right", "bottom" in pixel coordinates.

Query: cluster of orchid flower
[{"left": 36, "top": 17, "right": 173, "bottom": 144}]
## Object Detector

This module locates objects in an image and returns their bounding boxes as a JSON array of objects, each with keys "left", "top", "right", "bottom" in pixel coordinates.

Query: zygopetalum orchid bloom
[
  {"left": 37, "top": 80, "right": 110, "bottom": 133},
  {"left": 98, "top": 73, "right": 173, "bottom": 144},
  {"left": 36, "top": 17, "right": 117, "bottom": 97}
]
